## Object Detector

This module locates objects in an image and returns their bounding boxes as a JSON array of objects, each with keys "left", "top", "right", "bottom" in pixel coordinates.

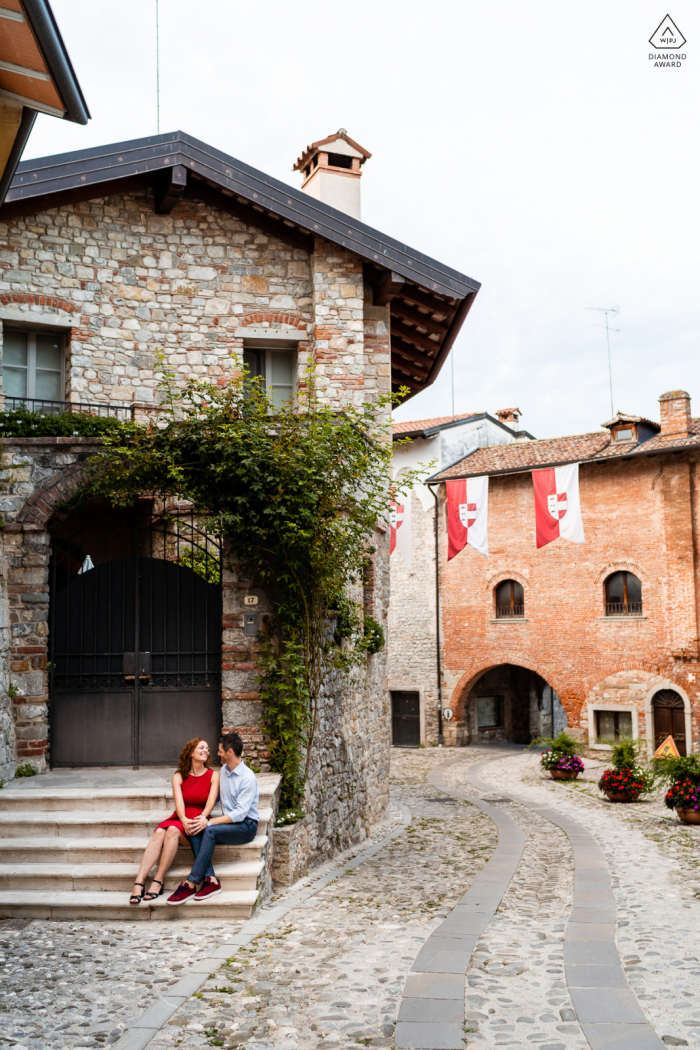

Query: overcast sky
[{"left": 25, "top": 0, "right": 700, "bottom": 439}]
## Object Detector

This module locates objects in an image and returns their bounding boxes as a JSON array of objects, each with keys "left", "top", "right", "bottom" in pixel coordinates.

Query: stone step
[
  {"left": 0, "top": 777, "right": 280, "bottom": 813},
  {"left": 0, "top": 834, "right": 269, "bottom": 863},
  {"left": 0, "top": 807, "right": 272, "bottom": 838},
  {"left": 0, "top": 888, "right": 259, "bottom": 920},
  {"left": 0, "top": 859, "right": 263, "bottom": 892}
]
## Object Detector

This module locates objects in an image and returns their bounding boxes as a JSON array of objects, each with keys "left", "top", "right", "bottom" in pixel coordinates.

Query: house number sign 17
[{"left": 244, "top": 595, "right": 259, "bottom": 606}]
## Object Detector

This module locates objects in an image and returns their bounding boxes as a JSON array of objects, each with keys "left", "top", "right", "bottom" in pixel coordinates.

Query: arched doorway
[
  {"left": 49, "top": 501, "right": 222, "bottom": 767},
  {"left": 652, "top": 690, "right": 687, "bottom": 755},
  {"left": 465, "top": 664, "right": 566, "bottom": 745}
]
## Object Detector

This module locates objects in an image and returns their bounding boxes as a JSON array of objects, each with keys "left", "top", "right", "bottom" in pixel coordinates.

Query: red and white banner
[
  {"left": 446, "top": 476, "right": 489, "bottom": 560},
  {"left": 390, "top": 493, "right": 412, "bottom": 568},
  {"left": 532, "top": 463, "right": 585, "bottom": 549}
]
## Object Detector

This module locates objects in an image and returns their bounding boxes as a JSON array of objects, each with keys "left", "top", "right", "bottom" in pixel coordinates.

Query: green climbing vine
[{"left": 83, "top": 361, "right": 415, "bottom": 808}]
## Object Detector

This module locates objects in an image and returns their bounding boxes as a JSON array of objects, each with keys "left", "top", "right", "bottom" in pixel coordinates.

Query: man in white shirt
[{"left": 167, "top": 731, "right": 260, "bottom": 905}]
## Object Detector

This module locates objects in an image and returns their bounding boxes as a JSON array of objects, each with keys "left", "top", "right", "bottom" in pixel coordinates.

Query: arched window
[
  {"left": 495, "top": 579, "right": 524, "bottom": 619},
  {"left": 604, "top": 571, "right": 642, "bottom": 615}
]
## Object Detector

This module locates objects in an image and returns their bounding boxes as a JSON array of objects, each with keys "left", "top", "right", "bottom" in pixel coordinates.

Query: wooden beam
[
  {"left": 154, "top": 165, "right": 187, "bottom": 214},
  {"left": 391, "top": 351, "right": 429, "bottom": 380},
  {"left": 390, "top": 335, "right": 432, "bottom": 368},
  {"left": 391, "top": 320, "right": 442, "bottom": 356},
  {"left": 186, "top": 178, "right": 313, "bottom": 252},
  {"left": 400, "top": 285, "right": 458, "bottom": 318},
  {"left": 374, "top": 270, "right": 405, "bottom": 306},
  {"left": 390, "top": 299, "right": 448, "bottom": 336}
]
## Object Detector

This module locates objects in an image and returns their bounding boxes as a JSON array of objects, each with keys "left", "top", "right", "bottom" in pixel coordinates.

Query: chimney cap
[
  {"left": 659, "top": 389, "right": 690, "bottom": 401},
  {"left": 293, "top": 130, "right": 372, "bottom": 172},
  {"left": 496, "top": 407, "right": 521, "bottom": 421}
]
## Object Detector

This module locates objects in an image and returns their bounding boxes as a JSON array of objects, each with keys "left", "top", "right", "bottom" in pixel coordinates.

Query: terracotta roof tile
[
  {"left": 393, "top": 412, "right": 481, "bottom": 436},
  {"left": 432, "top": 418, "right": 700, "bottom": 480}
]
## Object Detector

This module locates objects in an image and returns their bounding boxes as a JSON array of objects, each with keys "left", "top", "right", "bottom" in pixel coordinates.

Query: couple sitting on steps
[{"left": 129, "top": 731, "right": 259, "bottom": 906}]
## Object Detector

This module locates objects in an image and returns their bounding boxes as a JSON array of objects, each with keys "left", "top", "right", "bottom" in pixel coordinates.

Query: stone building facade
[
  {"left": 0, "top": 130, "right": 479, "bottom": 866},
  {"left": 431, "top": 391, "right": 700, "bottom": 756},
  {"left": 387, "top": 410, "right": 533, "bottom": 746}
]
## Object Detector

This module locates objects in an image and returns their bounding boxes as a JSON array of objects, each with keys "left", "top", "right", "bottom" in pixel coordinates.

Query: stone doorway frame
[{"left": 644, "top": 680, "right": 693, "bottom": 757}]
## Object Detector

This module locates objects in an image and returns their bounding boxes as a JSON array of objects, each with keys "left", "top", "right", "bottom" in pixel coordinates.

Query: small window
[
  {"left": 605, "top": 571, "right": 642, "bottom": 615},
  {"left": 243, "top": 347, "right": 296, "bottom": 409},
  {"left": 477, "top": 696, "right": 503, "bottom": 728},
  {"left": 495, "top": 579, "right": 524, "bottom": 618},
  {"left": 595, "top": 709, "right": 633, "bottom": 744},
  {"left": 3, "top": 327, "right": 64, "bottom": 401},
  {"left": 614, "top": 428, "right": 634, "bottom": 441}
]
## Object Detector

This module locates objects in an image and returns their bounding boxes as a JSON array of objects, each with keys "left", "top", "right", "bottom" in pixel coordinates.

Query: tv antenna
[
  {"left": 585, "top": 305, "right": 620, "bottom": 418},
  {"left": 155, "top": 0, "right": 160, "bottom": 133}
]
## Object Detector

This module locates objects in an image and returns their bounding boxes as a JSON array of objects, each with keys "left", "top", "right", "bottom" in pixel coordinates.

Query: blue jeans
[{"left": 187, "top": 818, "right": 258, "bottom": 884}]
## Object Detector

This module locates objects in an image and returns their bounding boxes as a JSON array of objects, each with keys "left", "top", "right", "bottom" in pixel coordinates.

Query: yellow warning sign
[{"left": 653, "top": 735, "right": 680, "bottom": 758}]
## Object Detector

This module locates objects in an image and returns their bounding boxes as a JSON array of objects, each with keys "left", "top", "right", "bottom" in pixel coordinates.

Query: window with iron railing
[
  {"left": 494, "top": 579, "right": 524, "bottom": 618},
  {"left": 3, "top": 327, "right": 63, "bottom": 400},
  {"left": 2, "top": 396, "right": 131, "bottom": 421},
  {"left": 604, "top": 570, "right": 643, "bottom": 616}
]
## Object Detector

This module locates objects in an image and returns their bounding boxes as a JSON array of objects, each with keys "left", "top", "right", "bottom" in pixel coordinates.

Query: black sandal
[
  {"left": 129, "top": 882, "right": 145, "bottom": 905},
  {"left": 143, "top": 879, "right": 164, "bottom": 902}
]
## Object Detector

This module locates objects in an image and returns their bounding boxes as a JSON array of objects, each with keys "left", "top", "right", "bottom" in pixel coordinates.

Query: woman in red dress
[{"left": 129, "top": 738, "right": 220, "bottom": 904}]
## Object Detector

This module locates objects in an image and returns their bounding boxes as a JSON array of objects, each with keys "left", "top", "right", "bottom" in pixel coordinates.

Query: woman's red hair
[{"left": 176, "top": 738, "right": 212, "bottom": 780}]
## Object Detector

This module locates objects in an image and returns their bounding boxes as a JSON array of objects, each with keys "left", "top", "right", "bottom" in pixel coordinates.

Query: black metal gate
[
  {"left": 49, "top": 501, "right": 223, "bottom": 767},
  {"left": 391, "top": 691, "right": 420, "bottom": 746}
]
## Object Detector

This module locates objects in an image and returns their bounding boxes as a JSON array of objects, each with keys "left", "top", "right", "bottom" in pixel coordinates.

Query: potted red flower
[
  {"left": 598, "top": 741, "right": 653, "bottom": 803},
  {"left": 653, "top": 755, "right": 700, "bottom": 825}
]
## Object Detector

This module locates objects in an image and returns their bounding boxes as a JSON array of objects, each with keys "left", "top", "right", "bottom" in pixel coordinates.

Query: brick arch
[
  {"left": 240, "top": 311, "right": 308, "bottom": 330},
  {"left": 449, "top": 654, "right": 583, "bottom": 725},
  {"left": 594, "top": 559, "right": 650, "bottom": 585},
  {"left": 16, "top": 462, "right": 89, "bottom": 528},
  {"left": 0, "top": 292, "right": 77, "bottom": 314},
  {"left": 485, "top": 569, "right": 530, "bottom": 592}
]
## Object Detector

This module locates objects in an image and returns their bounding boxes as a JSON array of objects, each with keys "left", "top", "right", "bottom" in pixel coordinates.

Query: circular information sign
[{"left": 442, "top": 707, "right": 454, "bottom": 722}]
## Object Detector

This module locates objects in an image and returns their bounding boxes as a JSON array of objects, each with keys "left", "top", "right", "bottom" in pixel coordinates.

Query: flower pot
[
  {"left": 550, "top": 770, "right": 580, "bottom": 781},
  {"left": 605, "top": 790, "right": 637, "bottom": 803},
  {"left": 676, "top": 808, "right": 700, "bottom": 825}
]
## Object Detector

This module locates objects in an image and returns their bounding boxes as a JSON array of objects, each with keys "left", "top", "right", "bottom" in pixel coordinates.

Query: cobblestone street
[{"left": 3, "top": 747, "right": 700, "bottom": 1050}]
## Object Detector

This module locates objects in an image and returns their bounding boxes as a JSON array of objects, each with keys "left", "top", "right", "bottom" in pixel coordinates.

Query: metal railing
[
  {"left": 605, "top": 602, "right": 643, "bottom": 616},
  {"left": 495, "top": 605, "right": 525, "bottom": 619},
  {"left": 2, "top": 396, "right": 132, "bottom": 421}
]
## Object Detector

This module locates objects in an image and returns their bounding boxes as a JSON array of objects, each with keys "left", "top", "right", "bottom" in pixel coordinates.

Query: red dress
[{"left": 157, "top": 767, "right": 215, "bottom": 837}]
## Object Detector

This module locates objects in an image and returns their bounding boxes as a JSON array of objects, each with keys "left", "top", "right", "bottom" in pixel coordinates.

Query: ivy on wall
[{"left": 81, "top": 363, "right": 414, "bottom": 808}]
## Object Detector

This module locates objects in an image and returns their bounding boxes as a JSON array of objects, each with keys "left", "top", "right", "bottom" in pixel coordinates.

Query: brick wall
[{"left": 439, "top": 451, "right": 700, "bottom": 752}]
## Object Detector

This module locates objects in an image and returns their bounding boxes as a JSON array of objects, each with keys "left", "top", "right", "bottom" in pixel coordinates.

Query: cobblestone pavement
[
  {"left": 5, "top": 746, "right": 699, "bottom": 1050},
  {"left": 451, "top": 749, "right": 700, "bottom": 1050},
  {"left": 0, "top": 749, "right": 496, "bottom": 1050}
]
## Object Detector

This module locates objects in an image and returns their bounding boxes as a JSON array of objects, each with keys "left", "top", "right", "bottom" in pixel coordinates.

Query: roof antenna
[
  {"left": 585, "top": 305, "right": 620, "bottom": 418},
  {"left": 156, "top": 0, "right": 160, "bottom": 134},
  {"left": 451, "top": 348, "right": 455, "bottom": 419}
]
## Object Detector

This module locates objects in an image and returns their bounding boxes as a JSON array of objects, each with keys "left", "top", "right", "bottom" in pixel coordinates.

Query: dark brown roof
[
  {"left": 432, "top": 418, "right": 700, "bottom": 481},
  {"left": 393, "top": 412, "right": 480, "bottom": 436},
  {"left": 601, "top": 411, "right": 660, "bottom": 430}
]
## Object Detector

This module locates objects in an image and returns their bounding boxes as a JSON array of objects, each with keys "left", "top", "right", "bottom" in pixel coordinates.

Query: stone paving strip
[
  {"left": 150, "top": 749, "right": 498, "bottom": 1050},
  {"left": 448, "top": 751, "right": 694, "bottom": 1050}
]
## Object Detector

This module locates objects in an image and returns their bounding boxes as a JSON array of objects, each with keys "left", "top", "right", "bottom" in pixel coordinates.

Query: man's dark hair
[{"left": 219, "top": 731, "right": 243, "bottom": 757}]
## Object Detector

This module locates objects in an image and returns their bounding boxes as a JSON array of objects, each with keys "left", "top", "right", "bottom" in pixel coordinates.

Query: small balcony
[
  {"left": 2, "top": 396, "right": 132, "bottom": 421},
  {"left": 605, "top": 601, "right": 643, "bottom": 617},
  {"left": 495, "top": 604, "right": 525, "bottom": 619}
]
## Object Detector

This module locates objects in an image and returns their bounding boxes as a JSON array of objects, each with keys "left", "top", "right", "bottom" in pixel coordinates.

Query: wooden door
[
  {"left": 653, "top": 692, "right": 687, "bottom": 755},
  {"left": 391, "top": 692, "right": 420, "bottom": 746}
]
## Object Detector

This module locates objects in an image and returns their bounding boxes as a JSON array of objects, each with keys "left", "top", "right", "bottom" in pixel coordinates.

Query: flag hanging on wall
[
  {"left": 446, "top": 476, "right": 489, "bottom": 560},
  {"left": 390, "top": 493, "right": 412, "bottom": 568},
  {"left": 532, "top": 463, "right": 585, "bottom": 548}
]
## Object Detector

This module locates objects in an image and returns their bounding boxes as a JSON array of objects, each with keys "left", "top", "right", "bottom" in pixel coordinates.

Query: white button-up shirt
[{"left": 219, "top": 760, "right": 260, "bottom": 823}]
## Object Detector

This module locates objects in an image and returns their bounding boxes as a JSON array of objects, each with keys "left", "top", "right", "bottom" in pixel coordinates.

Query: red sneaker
[
  {"left": 166, "top": 881, "right": 197, "bottom": 906},
  {"left": 193, "top": 877, "right": 222, "bottom": 902}
]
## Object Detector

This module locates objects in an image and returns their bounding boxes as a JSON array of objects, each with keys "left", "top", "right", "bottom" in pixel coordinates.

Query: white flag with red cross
[
  {"left": 532, "top": 463, "right": 585, "bottom": 548},
  {"left": 446, "top": 476, "right": 489, "bottom": 560},
  {"left": 390, "top": 492, "right": 412, "bottom": 568}
]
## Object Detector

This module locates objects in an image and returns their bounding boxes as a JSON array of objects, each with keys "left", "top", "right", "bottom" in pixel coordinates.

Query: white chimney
[
  {"left": 293, "top": 129, "right": 371, "bottom": 220},
  {"left": 496, "top": 407, "right": 522, "bottom": 431}
]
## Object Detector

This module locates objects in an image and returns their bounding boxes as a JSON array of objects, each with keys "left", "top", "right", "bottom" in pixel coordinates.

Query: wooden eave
[{"left": 0, "top": 130, "right": 479, "bottom": 401}]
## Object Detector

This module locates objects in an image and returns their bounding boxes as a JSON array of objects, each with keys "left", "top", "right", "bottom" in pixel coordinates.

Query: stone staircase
[{"left": 0, "top": 773, "right": 280, "bottom": 920}]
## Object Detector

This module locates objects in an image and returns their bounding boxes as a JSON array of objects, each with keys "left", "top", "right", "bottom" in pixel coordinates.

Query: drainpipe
[{"left": 428, "top": 483, "right": 443, "bottom": 745}]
